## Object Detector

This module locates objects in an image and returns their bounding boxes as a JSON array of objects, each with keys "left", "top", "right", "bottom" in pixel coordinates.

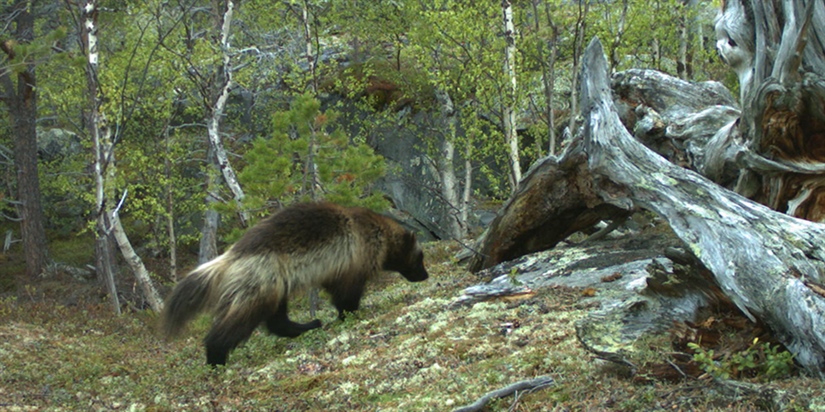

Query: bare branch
[{"left": 451, "top": 376, "right": 554, "bottom": 412}]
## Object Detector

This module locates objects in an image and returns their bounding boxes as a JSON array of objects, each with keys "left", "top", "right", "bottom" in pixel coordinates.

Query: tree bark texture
[
  {"left": 82, "top": 0, "right": 120, "bottom": 313},
  {"left": 715, "top": 0, "right": 825, "bottom": 222},
  {"left": 1, "top": 0, "right": 49, "bottom": 281},
  {"left": 610, "top": 68, "right": 740, "bottom": 187},
  {"left": 206, "top": 0, "right": 249, "bottom": 227},
  {"left": 434, "top": 89, "right": 466, "bottom": 240},
  {"left": 501, "top": 0, "right": 521, "bottom": 192},
  {"left": 466, "top": 153, "right": 627, "bottom": 273},
  {"left": 577, "top": 38, "right": 825, "bottom": 375},
  {"left": 111, "top": 214, "right": 163, "bottom": 312},
  {"left": 470, "top": 36, "right": 825, "bottom": 376}
]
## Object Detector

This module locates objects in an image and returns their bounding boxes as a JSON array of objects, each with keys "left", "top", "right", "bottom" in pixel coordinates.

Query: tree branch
[{"left": 451, "top": 375, "right": 554, "bottom": 412}]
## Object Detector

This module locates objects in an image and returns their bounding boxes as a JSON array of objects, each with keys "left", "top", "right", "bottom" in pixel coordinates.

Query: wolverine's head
[{"left": 385, "top": 231, "right": 428, "bottom": 282}]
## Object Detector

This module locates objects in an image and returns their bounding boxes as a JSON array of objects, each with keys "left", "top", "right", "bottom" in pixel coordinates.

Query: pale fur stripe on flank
[{"left": 214, "top": 233, "right": 365, "bottom": 322}]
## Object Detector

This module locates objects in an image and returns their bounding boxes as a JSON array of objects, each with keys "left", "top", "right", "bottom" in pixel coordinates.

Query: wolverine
[{"left": 161, "top": 202, "right": 428, "bottom": 366}]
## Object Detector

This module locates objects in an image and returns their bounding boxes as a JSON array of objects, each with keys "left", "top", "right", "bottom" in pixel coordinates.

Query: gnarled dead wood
[
  {"left": 716, "top": 0, "right": 825, "bottom": 221},
  {"left": 465, "top": 37, "right": 825, "bottom": 377},
  {"left": 575, "top": 37, "right": 825, "bottom": 376},
  {"left": 465, "top": 0, "right": 825, "bottom": 377}
]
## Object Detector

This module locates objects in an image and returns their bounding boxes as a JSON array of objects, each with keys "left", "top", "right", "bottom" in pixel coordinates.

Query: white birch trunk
[
  {"left": 84, "top": 0, "right": 120, "bottom": 314},
  {"left": 111, "top": 213, "right": 163, "bottom": 312},
  {"left": 207, "top": 0, "right": 249, "bottom": 227},
  {"left": 84, "top": 0, "right": 163, "bottom": 313},
  {"left": 164, "top": 127, "right": 177, "bottom": 280},
  {"left": 461, "top": 149, "right": 473, "bottom": 228},
  {"left": 299, "top": 0, "right": 322, "bottom": 317},
  {"left": 538, "top": 1, "right": 559, "bottom": 155},
  {"left": 300, "top": 1, "right": 321, "bottom": 201},
  {"left": 502, "top": 0, "right": 521, "bottom": 192},
  {"left": 303, "top": 1, "right": 317, "bottom": 94},
  {"left": 434, "top": 89, "right": 466, "bottom": 239},
  {"left": 677, "top": 3, "right": 689, "bottom": 79}
]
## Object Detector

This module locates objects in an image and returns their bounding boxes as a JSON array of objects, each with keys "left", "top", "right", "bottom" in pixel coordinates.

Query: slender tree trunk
[
  {"left": 82, "top": 0, "right": 120, "bottom": 313},
  {"left": 195, "top": 0, "right": 246, "bottom": 266},
  {"left": 534, "top": 0, "right": 559, "bottom": 155},
  {"left": 299, "top": 0, "right": 322, "bottom": 317},
  {"left": 83, "top": 0, "right": 162, "bottom": 312},
  {"left": 434, "top": 89, "right": 466, "bottom": 239},
  {"left": 568, "top": 0, "right": 590, "bottom": 133},
  {"left": 0, "top": 0, "right": 49, "bottom": 282},
  {"left": 207, "top": 0, "right": 248, "bottom": 227},
  {"left": 609, "top": 0, "right": 629, "bottom": 71},
  {"left": 300, "top": 1, "right": 321, "bottom": 201},
  {"left": 461, "top": 147, "right": 473, "bottom": 229},
  {"left": 502, "top": 0, "right": 521, "bottom": 192},
  {"left": 111, "top": 214, "right": 163, "bottom": 311},
  {"left": 677, "top": 4, "right": 689, "bottom": 79},
  {"left": 164, "top": 127, "right": 178, "bottom": 280},
  {"left": 302, "top": 0, "right": 318, "bottom": 95},
  {"left": 199, "top": 209, "right": 220, "bottom": 264},
  {"left": 199, "top": 146, "right": 220, "bottom": 264},
  {"left": 652, "top": 0, "right": 662, "bottom": 71}
]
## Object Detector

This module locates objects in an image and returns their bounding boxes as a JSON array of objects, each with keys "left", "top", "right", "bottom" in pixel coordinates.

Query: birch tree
[
  {"left": 567, "top": 0, "right": 589, "bottom": 133},
  {"left": 434, "top": 88, "right": 467, "bottom": 239},
  {"left": 161, "top": 0, "right": 250, "bottom": 262},
  {"left": 205, "top": 0, "right": 248, "bottom": 228},
  {"left": 78, "top": 0, "right": 163, "bottom": 313},
  {"left": 501, "top": 0, "right": 521, "bottom": 192},
  {"left": 80, "top": 0, "right": 119, "bottom": 313}
]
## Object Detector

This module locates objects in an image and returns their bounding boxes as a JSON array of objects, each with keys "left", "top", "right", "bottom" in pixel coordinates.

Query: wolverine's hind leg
[
  {"left": 265, "top": 298, "right": 322, "bottom": 338},
  {"left": 204, "top": 309, "right": 265, "bottom": 367}
]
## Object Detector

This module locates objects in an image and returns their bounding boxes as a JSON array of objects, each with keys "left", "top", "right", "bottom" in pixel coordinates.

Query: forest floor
[{"left": 1, "top": 240, "right": 824, "bottom": 411}]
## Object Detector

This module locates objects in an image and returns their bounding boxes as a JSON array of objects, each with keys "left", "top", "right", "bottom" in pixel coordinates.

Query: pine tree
[{"left": 238, "top": 93, "right": 387, "bottom": 231}]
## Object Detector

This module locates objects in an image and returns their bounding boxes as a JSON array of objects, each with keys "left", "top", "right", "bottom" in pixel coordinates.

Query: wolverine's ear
[{"left": 402, "top": 231, "right": 417, "bottom": 250}]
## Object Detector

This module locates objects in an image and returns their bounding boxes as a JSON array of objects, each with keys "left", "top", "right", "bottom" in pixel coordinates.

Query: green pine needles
[{"left": 239, "top": 93, "right": 388, "bottom": 224}]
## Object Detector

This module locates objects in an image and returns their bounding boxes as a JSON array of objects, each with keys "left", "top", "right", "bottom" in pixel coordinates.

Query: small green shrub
[{"left": 688, "top": 338, "right": 796, "bottom": 381}]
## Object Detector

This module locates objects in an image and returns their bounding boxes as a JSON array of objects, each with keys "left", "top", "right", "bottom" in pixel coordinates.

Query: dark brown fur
[{"left": 160, "top": 202, "right": 428, "bottom": 366}]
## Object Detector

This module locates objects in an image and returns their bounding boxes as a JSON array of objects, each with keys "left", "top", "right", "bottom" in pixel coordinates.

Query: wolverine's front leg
[
  {"left": 328, "top": 277, "right": 366, "bottom": 320},
  {"left": 265, "top": 298, "right": 322, "bottom": 338}
]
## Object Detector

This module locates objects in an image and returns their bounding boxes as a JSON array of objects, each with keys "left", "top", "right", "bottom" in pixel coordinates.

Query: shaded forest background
[{"left": 1, "top": 0, "right": 730, "bottom": 303}]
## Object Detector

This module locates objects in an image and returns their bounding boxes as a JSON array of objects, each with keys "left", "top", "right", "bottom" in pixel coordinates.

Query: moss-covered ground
[{"left": 1, "top": 241, "right": 823, "bottom": 411}]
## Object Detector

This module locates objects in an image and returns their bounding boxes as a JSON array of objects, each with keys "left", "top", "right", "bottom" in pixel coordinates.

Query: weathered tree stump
[
  {"left": 465, "top": 0, "right": 825, "bottom": 376},
  {"left": 465, "top": 36, "right": 825, "bottom": 376}
]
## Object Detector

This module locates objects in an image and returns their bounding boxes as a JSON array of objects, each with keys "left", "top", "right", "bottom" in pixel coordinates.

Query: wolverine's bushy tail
[{"left": 160, "top": 255, "right": 229, "bottom": 339}]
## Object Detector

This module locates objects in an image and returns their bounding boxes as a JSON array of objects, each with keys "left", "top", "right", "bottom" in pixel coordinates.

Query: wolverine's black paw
[{"left": 268, "top": 319, "right": 323, "bottom": 337}]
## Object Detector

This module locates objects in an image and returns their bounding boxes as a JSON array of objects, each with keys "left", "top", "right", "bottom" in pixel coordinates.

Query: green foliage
[
  {"left": 239, "top": 93, "right": 388, "bottom": 226},
  {"left": 688, "top": 338, "right": 796, "bottom": 381},
  {"left": 2, "top": 0, "right": 743, "bottom": 276}
]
